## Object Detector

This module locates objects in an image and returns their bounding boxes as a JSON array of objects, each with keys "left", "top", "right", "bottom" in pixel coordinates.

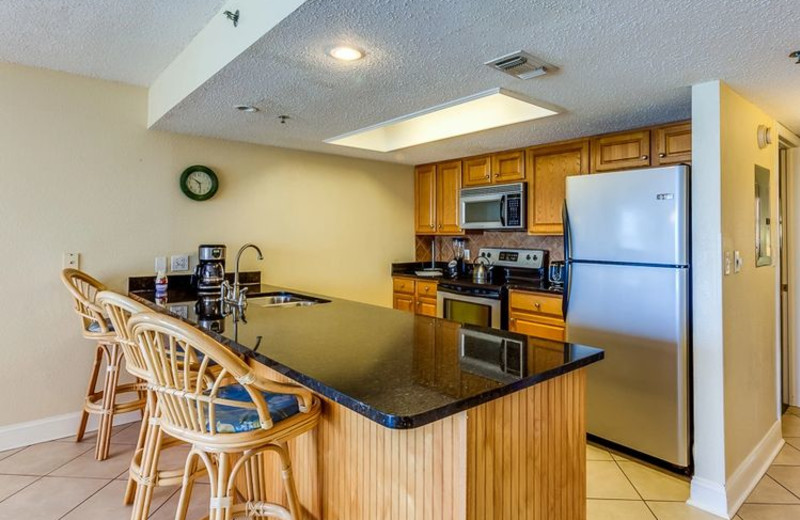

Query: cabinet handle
[
  {"left": 424, "top": 287, "right": 430, "bottom": 292},
  {"left": 534, "top": 302, "right": 541, "bottom": 309},
  {"left": 510, "top": 317, "right": 516, "bottom": 322},
  {"left": 659, "top": 153, "right": 666, "bottom": 158},
  {"left": 485, "top": 174, "right": 490, "bottom": 179},
  {"left": 438, "top": 224, "right": 442, "bottom": 229},
  {"left": 494, "top": 173, "right": 500, "bottom": 178},
  {"left": 429, "top": 224, "right": 435, "bottom": 229},
  {"left": 640, "top": 155, "right": 649, "bottom": 160}
]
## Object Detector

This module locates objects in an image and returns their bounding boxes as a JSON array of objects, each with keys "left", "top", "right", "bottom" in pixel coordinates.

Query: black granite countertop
[{"left": 130, "top": 283, "right": 602, "bottom": 429}]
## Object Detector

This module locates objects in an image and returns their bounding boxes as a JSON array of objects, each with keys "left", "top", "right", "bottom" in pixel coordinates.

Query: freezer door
[
  {"left": 566, "top": 262, "right": 690, "bottom": 467},
  {"left": 566, "top": 165, "right": 689, "bottom": 265}
]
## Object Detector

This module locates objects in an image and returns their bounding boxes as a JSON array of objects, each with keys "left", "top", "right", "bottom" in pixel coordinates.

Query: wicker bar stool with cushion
[
  {"left": 128, "top": 312, "right": 321, "bottom": 520},
  {"left": 60, "top": 268, "right": 146, "bottom": 460},
  {"left": 97, "top": 291, "right": 193, "bottom": 520}
]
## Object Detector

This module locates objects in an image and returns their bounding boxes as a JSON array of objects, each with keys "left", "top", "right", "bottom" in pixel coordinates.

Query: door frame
[{"left": 776, "top": 124, "right": 800, "bottom": 409}]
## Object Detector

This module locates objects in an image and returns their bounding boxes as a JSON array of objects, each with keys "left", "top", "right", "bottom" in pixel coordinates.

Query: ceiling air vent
[{"left": 485, "top": 50, "right": 557, "bottom": 80}]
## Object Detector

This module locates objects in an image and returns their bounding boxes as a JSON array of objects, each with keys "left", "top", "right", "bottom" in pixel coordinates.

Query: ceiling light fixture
[
  {"left": 325, "top": 88, "right": 560, "bottom": 152},
  {"left": 328, "top": 46, "right": 364, "bottom": 61},
  {"left": 234, "top": 105, "right": 259, "bottom": 113}
]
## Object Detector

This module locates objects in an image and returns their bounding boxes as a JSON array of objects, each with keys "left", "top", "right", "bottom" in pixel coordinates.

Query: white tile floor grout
[{"left": 1, "top": 410, "right": 800, "bottom": 518}]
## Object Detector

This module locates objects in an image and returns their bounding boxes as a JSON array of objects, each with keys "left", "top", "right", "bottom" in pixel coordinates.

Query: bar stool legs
[
  {"left": 79, "top": 341, "right": 146, "bottom": 461},
  {"left": 173, "top": 443, "right": 302, "bottom": 520}
]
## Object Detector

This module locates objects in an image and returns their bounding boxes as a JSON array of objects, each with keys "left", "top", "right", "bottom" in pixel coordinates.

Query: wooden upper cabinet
[
  {"left": 527, "top": 140, "right": 589, "bottom": 235},
  {"left": 591, "top": 130, "right": 651, "bottom": 172},
  {"left": 436, "top": 160, "right": 462, "bottom": 234},
  {"left": 493, "top": 150, "right": 525, "bottom": 183},
  {"left": 414, "top": 164, "right": 436, "bottom": 234},
  {"left": 462, "top": 156, "right": 492, "bottom": 187},
  {"left": 654, "top": 122, "right": 692, "bottom": 165}
]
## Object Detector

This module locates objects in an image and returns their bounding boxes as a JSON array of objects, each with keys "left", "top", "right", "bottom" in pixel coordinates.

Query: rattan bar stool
[
  {"left": 60, "top": 268, "right": 146, "bottom": 460},
  {"left": 129, "top": 312, "right": 321, "bottom": 520},
  {"left": 97, "top": 291, "right": 191, "bottom": 520}
]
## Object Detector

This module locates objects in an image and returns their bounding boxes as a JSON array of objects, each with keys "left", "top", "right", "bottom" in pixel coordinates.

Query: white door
[
  {"left": 566, "top": 261, "right": 690, "bottom": 467},
  {"left": 566, "top": 165, "right": 689, "bottom": 266}
]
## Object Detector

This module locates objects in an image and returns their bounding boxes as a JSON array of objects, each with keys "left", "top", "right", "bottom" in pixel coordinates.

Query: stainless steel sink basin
[{"left": 248, "top": 292, "right": 329, "bottom": 308}]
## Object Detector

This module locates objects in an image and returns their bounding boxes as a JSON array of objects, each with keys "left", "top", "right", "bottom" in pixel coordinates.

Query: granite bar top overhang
[{"left": 129, "top": 283, "right": 602, "bottom": 429}]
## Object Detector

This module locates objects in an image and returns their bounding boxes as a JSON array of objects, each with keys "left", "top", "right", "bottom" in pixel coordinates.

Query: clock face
[{"left": 180, "top": 166, "right": 219, "bottom": 201}]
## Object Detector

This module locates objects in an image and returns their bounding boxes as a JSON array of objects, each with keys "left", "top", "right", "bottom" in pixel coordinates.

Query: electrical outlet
[
  {"left": 155, "top": 256, "right": 167, "bottom": 273},
  {"left": 170, "top": 254, "right": 189, "bottom": 272},
  {"left": 464, "top": 249, "right": 471, "bottom": 261},
  {"left": 734, "top": 250, "right": 743, "bottom": 273},
  {"left": 724, "top": 251, "right": 732, "bottom": 275},
  {"left": 63, "top": 252, "right": 80, "bottom": 269}
]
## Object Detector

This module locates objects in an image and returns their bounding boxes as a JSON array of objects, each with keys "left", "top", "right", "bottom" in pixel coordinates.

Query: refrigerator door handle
[{"left": 562, "top": 201, "right": 571, "bottom": 319}]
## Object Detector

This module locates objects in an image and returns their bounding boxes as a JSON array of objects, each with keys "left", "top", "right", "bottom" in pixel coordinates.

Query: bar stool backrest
[
  {"left": 61, "top": 268, "right": 111, "bottom": 339},
  {"left": 129, "top": 312, "right": 309, "bottom": 437},
  {"left": 96, "top": 291, "right": 152, "bottom": 380}
]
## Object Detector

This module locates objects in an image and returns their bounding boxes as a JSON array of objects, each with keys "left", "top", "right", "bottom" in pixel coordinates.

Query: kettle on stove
[{"left": 472, "top": 256, "right": 493, "bottom": 283}]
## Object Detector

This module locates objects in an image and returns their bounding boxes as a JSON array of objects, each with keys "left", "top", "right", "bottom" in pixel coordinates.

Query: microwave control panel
[{"left": 506, "top": 194, "right": 522, "bottom": 226}]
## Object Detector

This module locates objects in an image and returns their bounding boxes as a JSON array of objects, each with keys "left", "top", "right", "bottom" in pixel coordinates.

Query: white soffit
[
  {"left": 326, "top": 89, "right": 560, "bottom": 152},
  {"left": 147, "top": 0, "right": 307, "bottom": 126}
]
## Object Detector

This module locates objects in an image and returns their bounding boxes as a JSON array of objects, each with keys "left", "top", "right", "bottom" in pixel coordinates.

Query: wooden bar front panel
[{"left": 245, "top": 362, "right": 587, "bottom": 520}]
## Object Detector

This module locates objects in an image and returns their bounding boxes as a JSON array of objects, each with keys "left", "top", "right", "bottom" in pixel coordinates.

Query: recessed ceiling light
[
  {"left": 328, "top": 46, "right": 364, "bottom": 61},
  {"left": 234, "top": 105, "right": 259, "bottom": 113},
  {"left": 325, "top": 88, "right": 561, "bottom": 152}
]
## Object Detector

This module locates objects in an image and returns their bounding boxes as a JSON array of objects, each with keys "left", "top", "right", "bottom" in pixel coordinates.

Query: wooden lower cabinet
[
  {"left": 393, "top": 276, "right": 438, "bottom": 318},
  {"left": 508, "top": 289, "right": 566, "bottom": 341}
]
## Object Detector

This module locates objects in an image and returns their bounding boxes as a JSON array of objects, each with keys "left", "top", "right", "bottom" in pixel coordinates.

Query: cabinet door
[
  {"left": 393, "top": 293, "right": 415, "bottom": 313},
  {"left": 416, "top": 297, "right": 438, "bottom": 317},
  {"left": 436, "top": 160, "right": 463, "bottom": 234},
  {"left": 591, "top": 130, "right": 651, "bottom": 172},
  {"left": 654, "top": 122, "right": 692, "bottom": 165},
  {"left": 492, "top": 150, "right": 525, "bottom": 183},
  {"left": 527, "top": 140, "right": 589, "bottom": 235},
  {"left": 462, "top": 156, "right": 492, "bottom": 187},
  {"left": 414, "top": 164, "right": 437, "bottom": 234}
]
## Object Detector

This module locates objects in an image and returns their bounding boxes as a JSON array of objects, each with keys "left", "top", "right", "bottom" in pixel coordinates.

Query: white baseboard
[
  {"left": 0, "top": 410, "right": 141, "bottom": 452},
  {"left": 724, "top": 419, "right": 784, "bottom": 517},
  {"left": 688, "top": 419, "right": 784, "bottom": 519}
]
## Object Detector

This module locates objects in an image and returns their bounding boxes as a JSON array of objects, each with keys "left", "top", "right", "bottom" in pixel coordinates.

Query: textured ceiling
[
  {"left": 152, "top": 0, "right": 800, "bottom": 165},
  {"left": 0, "top": 0, "right": 226, "bottom": 86}
]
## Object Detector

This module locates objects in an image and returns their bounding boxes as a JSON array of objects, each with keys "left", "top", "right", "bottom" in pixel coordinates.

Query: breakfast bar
[{"left": 131, "top": 283, "right": 603, "bottom": 520}]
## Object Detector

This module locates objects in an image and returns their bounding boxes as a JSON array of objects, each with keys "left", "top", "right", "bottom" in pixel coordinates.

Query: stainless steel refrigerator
[{"left": 564, "top": 165, "right": 690, "bottom": 468}]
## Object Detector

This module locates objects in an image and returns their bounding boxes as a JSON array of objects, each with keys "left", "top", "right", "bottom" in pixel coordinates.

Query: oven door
[{"left": 437, "top": 288, "right": 502, "bottom": 329}]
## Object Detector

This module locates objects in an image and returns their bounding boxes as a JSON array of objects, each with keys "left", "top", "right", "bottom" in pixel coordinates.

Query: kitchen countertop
[{"left": 130, "top": 283, "right": 601, "bottom": 429}]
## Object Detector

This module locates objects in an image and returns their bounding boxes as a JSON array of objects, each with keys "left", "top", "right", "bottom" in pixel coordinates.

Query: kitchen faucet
[{"left": 222, "top": 243, "right": 263, "bottom": 306}]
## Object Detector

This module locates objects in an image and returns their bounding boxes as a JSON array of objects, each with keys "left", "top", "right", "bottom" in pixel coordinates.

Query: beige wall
[
  {"left": 0, "top": 62, "right": 414, "bottom": 426},
  {"left": 719, "top": 83, "right": 779, "bottom": 477}
]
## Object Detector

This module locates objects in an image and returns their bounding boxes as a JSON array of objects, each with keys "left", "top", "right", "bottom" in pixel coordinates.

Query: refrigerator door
[
  {"left": 566, "top": 165, "right": 689, "bottom": 266},
  {"left": 566, "top": 262, "right": 690, "bottom": 467}
]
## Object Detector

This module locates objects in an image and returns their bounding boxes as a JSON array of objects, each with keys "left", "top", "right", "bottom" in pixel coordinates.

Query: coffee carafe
[{"left": 195, "top": 244, "right": 226, "bottom": 293}]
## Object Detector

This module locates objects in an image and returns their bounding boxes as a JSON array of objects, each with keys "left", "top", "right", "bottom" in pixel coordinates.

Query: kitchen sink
[{"left": 248, "top": 292, "right": 330, "bottom": 308}]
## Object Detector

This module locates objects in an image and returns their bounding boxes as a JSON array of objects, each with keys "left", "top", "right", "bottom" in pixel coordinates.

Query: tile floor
[
  {"left": 587, "top": 408, "right": 800, "bottom": 520},
  {"left": 1, "top": 410, "right": 800, "bottom": 519}
]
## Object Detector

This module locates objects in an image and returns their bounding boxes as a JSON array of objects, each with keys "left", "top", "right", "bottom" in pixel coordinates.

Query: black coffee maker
[{"left": 194, "top": 244, "right": 226, "bottom": 293}]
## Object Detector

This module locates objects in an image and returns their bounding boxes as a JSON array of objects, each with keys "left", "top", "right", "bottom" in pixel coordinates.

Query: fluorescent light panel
[{"left": 325, "top": 88, "right": 559, "bottom": 152}]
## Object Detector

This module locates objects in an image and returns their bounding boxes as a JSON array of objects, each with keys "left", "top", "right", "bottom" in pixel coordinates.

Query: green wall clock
[{"left": 180, "top": 165, "right": 219, "bottom": 201}]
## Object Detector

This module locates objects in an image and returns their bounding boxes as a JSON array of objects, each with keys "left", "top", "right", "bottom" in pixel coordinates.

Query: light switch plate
[
  {"left": 170, "top": 254, "right": 190, "bottom": 272},
  {"left": 155, "top": 256, "right": 167, "bottom": 273},
  {"left": 63, "top": 252, "right": 80, "bottom": 269},
  {"left": 724, "top": 251, "right": 732, "bottom": 275},
  {"left": 734, "top": 250, "right": 743, "bottom": 273}
]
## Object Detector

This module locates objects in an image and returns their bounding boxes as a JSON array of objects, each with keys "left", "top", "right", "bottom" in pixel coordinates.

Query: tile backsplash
[{"left": 415, "top": 232, "right": 564, "bottom": 263}]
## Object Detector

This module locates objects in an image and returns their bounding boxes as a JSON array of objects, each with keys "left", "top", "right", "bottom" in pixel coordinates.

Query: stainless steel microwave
[{"left": 460, "top": 183, "right": 526, "bottom": 230}]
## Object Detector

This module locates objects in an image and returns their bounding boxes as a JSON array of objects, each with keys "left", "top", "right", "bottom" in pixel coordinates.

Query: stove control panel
[{"left": 477, "top": 248, "right": 546, "bottom": 269}]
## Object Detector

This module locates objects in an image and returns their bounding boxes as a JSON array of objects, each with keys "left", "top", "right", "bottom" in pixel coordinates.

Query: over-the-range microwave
[{"left": 460, "top": 182, "right": 526, "bottom": 230}]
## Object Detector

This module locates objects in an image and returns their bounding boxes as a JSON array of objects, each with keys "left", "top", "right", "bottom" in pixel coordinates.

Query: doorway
[{"left": 779, "top": 129, "right": 800, "bottom": 410}]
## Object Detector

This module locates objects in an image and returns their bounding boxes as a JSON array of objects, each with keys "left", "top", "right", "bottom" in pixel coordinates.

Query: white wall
[
  {"left": 0, "top": 62, "right": 414, "bottom": 428},
  {"left": 690, "top": 81, "right": 782, "bottom": 518}
]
